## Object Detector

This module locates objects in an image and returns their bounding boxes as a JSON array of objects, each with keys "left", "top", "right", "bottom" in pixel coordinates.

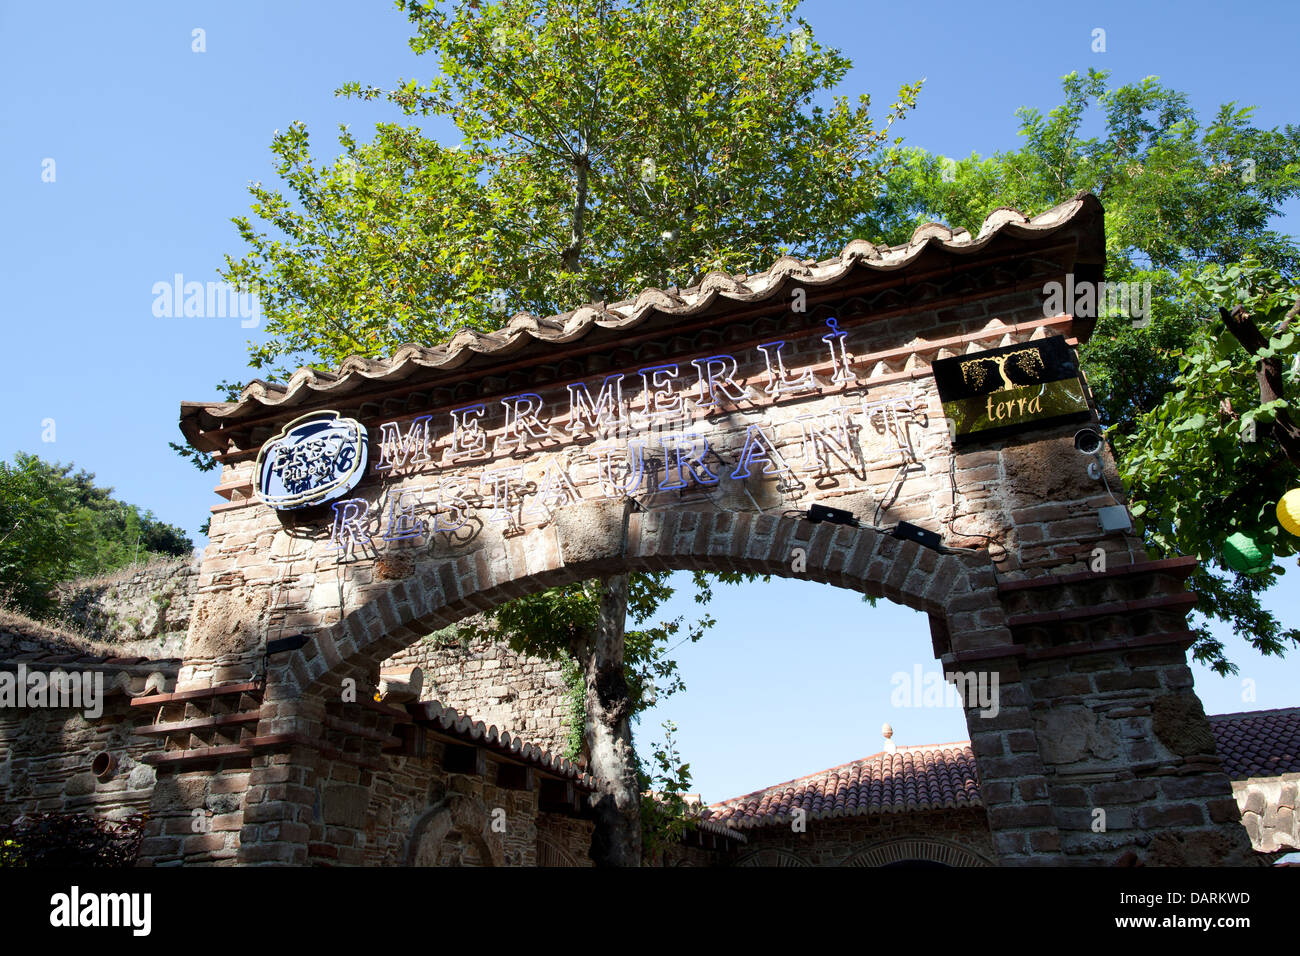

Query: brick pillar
[
  {"left": 138, "top": 764, "right": 251, "bottom": 865},
  {"left": 958, "top": 656, "right": 1064, "bottom": 863},
  {"left": 235, "top": 688, "right": 324, "bottom": 865},
  {"left": 1017, "top": 639, "right": 1255, "bottom": 865},
  {"left": 994, "top": 559, "right": 1258, "bottom": 865}
]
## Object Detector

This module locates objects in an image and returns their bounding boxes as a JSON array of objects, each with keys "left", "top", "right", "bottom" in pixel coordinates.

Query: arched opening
[{"left": 270, "top": 506, "right": 1010, "bottom": 867}]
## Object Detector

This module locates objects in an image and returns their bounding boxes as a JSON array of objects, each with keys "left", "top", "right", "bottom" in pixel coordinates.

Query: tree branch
[{"left": 1220, "top": 304, "right": 1300, "bottom": 467}]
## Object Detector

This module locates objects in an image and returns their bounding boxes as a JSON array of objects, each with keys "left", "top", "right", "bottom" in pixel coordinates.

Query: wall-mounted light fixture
[
  {"left": 891, "top": 520, "right": 944, "bottom": 552},
  {"left": 805, "top": 504, "right": 859, "bottom": 527},
  {"left": 1074, "top": 428, "right": 1106, "bottom": 479}
]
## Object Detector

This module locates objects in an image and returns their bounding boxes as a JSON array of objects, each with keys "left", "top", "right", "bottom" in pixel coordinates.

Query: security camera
[{"left": 1073, "top": 429, "right": 1104, "bottom": 456}]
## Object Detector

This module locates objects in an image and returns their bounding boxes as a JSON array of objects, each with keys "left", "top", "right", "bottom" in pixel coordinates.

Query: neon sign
[{"left": 253, "top": 317, "right": 954, "bottom": 550}]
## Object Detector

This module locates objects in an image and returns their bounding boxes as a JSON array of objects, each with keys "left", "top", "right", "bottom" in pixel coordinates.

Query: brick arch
[
  {"left": 286, "top": 500, "right": 1006, "bottom": 698},
  {"left": 842, "top": 836, "right": 993, "bottom": 867},
  {"left": 733, "top": 847, "right": 811, "bottom": 867}
]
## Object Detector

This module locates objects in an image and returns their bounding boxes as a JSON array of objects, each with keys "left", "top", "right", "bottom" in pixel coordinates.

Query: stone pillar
[{"left": 958, "top": 656, "right": 1064, "bottom": 863}]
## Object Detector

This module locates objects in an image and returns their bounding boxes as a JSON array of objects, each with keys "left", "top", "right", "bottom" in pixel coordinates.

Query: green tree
[
  {"left": 0, "top": 453, "right": 193, "bottom": 619},
  {"left": 877, "top": 68, "right": 1300, "bottom": 673},
  {"left": 1118, "top": 262, "right": 1300, "bottom": 673},
  {"left": 216, "top": 0, "right": 918, "bottom": 864}
]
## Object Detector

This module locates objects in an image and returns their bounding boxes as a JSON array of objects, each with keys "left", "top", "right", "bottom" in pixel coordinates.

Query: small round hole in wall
[{"left": 91, "top": 751, "right": 116, "bottom": 781}]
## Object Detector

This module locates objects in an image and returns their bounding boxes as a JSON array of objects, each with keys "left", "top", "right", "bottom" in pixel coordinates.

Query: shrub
[{"left": 0, "top": 811, "right": 143, "bottom": 867}]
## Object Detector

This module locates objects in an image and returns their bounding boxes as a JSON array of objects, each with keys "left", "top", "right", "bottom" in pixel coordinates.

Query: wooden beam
[
  {"left": 395, "top": 725, "right": 426, "bottom": 757},
  {"left": 442, "top": 744, "right": 486, "bottom": 776},
  {"left": 134, "top": 712, "right": 262, "bottom": 736},
  {"left": 129, "top": 682, "right": 262, "bottom": 708},
  {"left": 496, "top": 763, "right": 534, "bottom": 791},
  {"left": 538, "top": 779, "right": 579, "bottom": 813}
]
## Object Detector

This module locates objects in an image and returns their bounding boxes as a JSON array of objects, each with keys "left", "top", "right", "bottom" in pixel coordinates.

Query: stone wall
[
  {"left": 0, "top": 613, "right": 177, "bottom": 830},
  {"left": 0, "top": 695, "right": 163, "bottom": 826},
  {"left": 537, "top": 812, "right": 595, "bottom": 866},
  {"left": 386, "top": 631, "right": 573, "bottom": 758},
  {"left": 359, "top": 741, "right": 549, "bottom": 867},
  {"left": 54, "top": 554, "right": 201, "bottom": 654}
]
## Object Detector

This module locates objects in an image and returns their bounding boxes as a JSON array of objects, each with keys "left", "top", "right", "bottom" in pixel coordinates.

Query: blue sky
[{"left": 2, "top": 0, "right": 1297, "bottom": 803}]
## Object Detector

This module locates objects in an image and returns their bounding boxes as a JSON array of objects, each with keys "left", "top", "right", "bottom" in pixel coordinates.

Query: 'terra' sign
[{"left": 932, "top": 337, "right": 1089, "bottom": 445}]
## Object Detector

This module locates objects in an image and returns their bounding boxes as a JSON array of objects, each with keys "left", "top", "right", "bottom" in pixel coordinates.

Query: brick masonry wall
[
  {"left": 183, "top": 281, "right": 1109, "bottom": 694},
  {"left": 138, "top": 766, "right": 250, "bottom": 865},
  {"left": 727, "top": 807, "right": 996, "bottom": 866},
  {"left": 359, "top": 741, "right": 544, "bottom": 867},
  {"left": 656, "top": 841, "right": 724, "bottom": 867},
  {"left": 154, "top": 241, "right": 1254, "bottom": 866},
  {"left": 537, "top": 812, "right": 595, "bottom": 866},
  {"left": 0, "top": 696, "right": 162, "bottom": 826}
]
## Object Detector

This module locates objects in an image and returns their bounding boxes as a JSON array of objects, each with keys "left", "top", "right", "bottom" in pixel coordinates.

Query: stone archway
[
  {"left": 733, "top": 848, "right": 811, "bottom": 867},
  {"left": 149, "top": 193, "right": 1256, "bottom": 867}
]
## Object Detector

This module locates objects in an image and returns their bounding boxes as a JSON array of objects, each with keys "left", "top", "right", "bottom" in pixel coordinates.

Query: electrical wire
[{"left": 942, "top": 454, "right": 1009, "bottom": 561}]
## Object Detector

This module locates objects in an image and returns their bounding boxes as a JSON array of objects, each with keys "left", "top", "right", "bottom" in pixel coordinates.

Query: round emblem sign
[{"left": 254, "top": 410, "right": 369, "bottom": 510}]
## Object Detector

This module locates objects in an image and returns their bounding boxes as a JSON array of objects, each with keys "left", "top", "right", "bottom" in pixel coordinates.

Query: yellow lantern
[{"left": 1278, "top": 489, "right": 1300, "bottom": 537}]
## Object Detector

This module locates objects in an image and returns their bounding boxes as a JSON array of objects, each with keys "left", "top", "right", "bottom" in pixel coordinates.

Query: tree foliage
[
  {"left": 217, "top": 0, "right": 913, "bottom": 766},
  {"left": 1119, "top": 262, "right": 1300, "bottom": 673},
  {"left": 464, "top": 569, "right": 719, "bottom": 714},
  {"left": 222, "top": 0, "right": 920, "bottom": 380},
  {"left": 0, "top": 453, "right": 193, "bottom": 618},
  {"left": 878, "top": 68, "right": 1300, "bottom": 671},
  {"left": 637, "top": 720, "right": 695, "bottom": 861}
]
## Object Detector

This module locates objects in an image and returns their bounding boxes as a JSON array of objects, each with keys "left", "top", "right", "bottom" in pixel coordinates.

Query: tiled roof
[
  {"left": 179, "top": 193, "right": 1104, "bottom": 450},
  {"left": 709, "top": 710, "right": 1300, "bottom": 830},
  {"left": 407, "top": 699, "right": 598, "bottom": 790},
  {"left": 706, "top": 742, "right": 982, "bottom": 830},
  {"left": 1209, "top": 708, "right": 1300, "bottom": 780}
]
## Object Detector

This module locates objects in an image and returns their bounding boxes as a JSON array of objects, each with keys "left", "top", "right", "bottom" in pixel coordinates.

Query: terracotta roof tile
[
  {"left": 709, "top": 711, "right": 1300, "bottom": 830},
  {"left": 1209, "top": 708, "right": 1300, "bottom": 780},
  {"left": 707, "top": 742, "right": 981, "bottom": 830},
  {"left": 180, "top": 194, "right": 1104, "bottom": 449}
]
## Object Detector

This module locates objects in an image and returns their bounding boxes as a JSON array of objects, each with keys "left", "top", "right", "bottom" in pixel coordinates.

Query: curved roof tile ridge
[{"left": 182, "top": 194, "right": 1099, "bottom": 437}]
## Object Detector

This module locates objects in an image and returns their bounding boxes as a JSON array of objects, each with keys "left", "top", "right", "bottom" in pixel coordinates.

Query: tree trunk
[
  {"left": 578, "top": 573, "right": 641, "bottom": 867},
  {"left": 560, "top": 153, "right": 590, "bottom": 274}
]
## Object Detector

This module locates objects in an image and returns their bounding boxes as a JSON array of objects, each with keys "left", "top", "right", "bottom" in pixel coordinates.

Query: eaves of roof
[{"left": 179, "top": 193, "right": 1105, "bottom": 452}]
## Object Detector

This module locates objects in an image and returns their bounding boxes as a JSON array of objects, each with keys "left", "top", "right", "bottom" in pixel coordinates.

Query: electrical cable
[{"left": 942, "top": 453, "right": 1009, "bottom": 561}]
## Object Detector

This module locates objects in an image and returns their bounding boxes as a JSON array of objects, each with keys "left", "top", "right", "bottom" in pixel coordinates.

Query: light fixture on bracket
[
  {"left": 1074, "top": 428, "right": 1133, "bottom": 532},
  {"left": 891, "top": 520, "right": 944, "bottom": 552},
  {"left": 805, "top": 504, "right": 859, "bottom": 527}
]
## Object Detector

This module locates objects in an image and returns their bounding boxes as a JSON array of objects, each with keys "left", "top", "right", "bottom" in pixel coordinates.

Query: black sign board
[{"left": 932, "top": 336, "right": 1091, "bottom": 445}]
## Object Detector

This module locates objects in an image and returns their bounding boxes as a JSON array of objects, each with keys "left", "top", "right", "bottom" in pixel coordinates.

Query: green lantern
[{"left": 1222, "top": 531, "right": 1272, "bottom": 573}]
